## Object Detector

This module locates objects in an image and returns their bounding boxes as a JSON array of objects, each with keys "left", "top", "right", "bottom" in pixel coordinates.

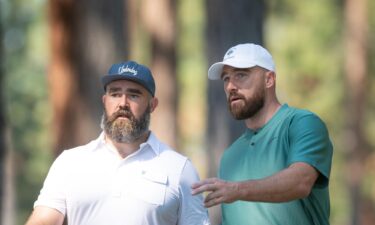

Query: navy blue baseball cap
[{"left": 102, "top": 61, "right": 156, "bottom": 96}]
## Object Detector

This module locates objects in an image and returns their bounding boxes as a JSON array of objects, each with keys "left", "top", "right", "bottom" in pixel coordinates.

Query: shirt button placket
[
  {"left": 111, "top": 163, "right": 123, "bottom": 198},
  {"left": 250, "top": 131, "right": 258, "bottom": 147}
]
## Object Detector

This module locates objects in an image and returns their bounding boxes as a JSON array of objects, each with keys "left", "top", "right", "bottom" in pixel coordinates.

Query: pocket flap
[
  {"left": 129, "top": 170, "right": 168, "bottom": 205},
  {"left": 142, "top": 170, "right": 168, "bottom": 184}
]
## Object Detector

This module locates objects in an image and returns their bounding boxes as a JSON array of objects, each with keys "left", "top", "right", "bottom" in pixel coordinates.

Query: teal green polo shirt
[{"left": 219, "top": 104, "right": 333, "bottom": 225}]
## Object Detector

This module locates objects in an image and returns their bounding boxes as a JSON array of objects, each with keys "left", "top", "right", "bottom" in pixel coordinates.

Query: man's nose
[
  {"left": 118, "top": 95, "right": 129, "bottom": 107},
  {"left": 226, "top": 79, "right": 238, "bottom": 92}
]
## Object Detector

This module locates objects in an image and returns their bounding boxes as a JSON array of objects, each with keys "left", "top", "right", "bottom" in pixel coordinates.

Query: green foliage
[
  {"left": 267, "top": 0, "right": 375, "bottom": 224},
  {"left": 267, "top": 0, "right": 343, "bottom": 112},
  {"left": 2, "top": 0, "right": 52, "bottom": 223}
]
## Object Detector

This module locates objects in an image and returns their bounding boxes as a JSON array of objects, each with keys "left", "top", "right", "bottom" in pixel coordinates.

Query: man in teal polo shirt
[{"left": 192, "top": 43, "right": 333, "bottom": 225}]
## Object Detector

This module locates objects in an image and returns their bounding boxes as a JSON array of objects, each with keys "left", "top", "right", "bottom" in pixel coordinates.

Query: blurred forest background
[{"left": 0, "top": 0, "right": 374, "bottom": 224}]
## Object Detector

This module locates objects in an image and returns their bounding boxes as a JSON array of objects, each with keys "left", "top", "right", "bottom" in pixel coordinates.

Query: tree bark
[
  {"left": 205, "top": 0, "right": 265, "bottom": 223},
  {"left": 48, "top": 0, "right": 127, "bottom": 155},
  {"left": 343, "top": 0, "right": 374, "bottom": 224},
  {"left": 141, "top": 0, "right": 178, "bottom": 149},
  {"left": 1, "top": 129, "right": 15, "bottom": 225},
  {"left": 0, "top": 7, "right": 6, "bottom": 223},
  {"left": 0, "top": 10, "right": 14, "bottom": 224}
]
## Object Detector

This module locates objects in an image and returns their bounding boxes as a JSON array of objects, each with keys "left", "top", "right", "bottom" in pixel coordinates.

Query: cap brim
[
  {"left": 208, "top": 63, "right": 225, "bottom": 80},
  {"left": 101, "top": 74, "right": 153, "bottom": 96},
  {"left": 208, "top": 61, "right": 257, "bottom": 80}
]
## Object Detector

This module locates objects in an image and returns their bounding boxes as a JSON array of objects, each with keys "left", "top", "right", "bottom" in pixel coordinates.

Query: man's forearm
[
  {"left": 237, "top": 162, "right": 319, "bottom": 202},
  {"left": 192, "top": 162, "right": 319, "bottom": 207}
]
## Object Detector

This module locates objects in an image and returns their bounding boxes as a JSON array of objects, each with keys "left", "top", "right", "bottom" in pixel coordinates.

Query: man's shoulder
[
  {"left": 58, "top": 136, "right": 101, "bottom": 158},
  {"left": 284, "top": 105, "right": 329, "bottom": 135},
  {"left": 149, "top": 133, "right": 188, "bottom": 162},
  {"left": 284, "top": 105, "right": 322, "bottom": 122},
  {"left": 150, "top": 137, "right": 191, "bottom": 175},
  {"left": 284, "top": 104, "right": 312, "bottom": 115},
  {"left": 157, "top": 143, "right": 188, "bottom": 164}
]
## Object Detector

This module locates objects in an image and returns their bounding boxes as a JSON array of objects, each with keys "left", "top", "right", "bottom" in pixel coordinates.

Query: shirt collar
[
  {"left": 96, "top": 132, "right": 106, "bottom": 148},
  {"left": 142, "top": 131, "right": 161, "bottom": 156},
  {"left": 95, "top": 131, "right": 161, "bottom": 156}
]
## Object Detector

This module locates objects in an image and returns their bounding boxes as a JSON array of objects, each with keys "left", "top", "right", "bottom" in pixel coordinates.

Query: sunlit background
[{"left": 1, "top": 0, "right": 374, "bottom": 224}]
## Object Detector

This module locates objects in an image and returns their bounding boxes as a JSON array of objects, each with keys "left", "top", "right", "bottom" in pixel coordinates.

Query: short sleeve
[
  {"left": 33, "top": 151, "right": 69, "bottom": 214},
  {"left": 177, "top": 160, "right": 210, "bottom": 225},
  {"left": 288, "top": 113, "right": 333, "bottom": 188}
]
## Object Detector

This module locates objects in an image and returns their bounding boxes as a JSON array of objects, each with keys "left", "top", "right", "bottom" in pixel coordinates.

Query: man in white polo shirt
[{"left": 25, "top": 61, "right": 210, "bottom": 225}]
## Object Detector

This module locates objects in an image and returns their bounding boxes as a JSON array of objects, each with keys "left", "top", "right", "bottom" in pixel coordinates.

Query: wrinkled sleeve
[
  {"left": 288, "top": 113, "right": 333, "bottom": 188},
  {"left": 33, "top": 151, "right": 69, "bottom": 215},
  {"left": 177, "top": 160, "right": 210, "bottom": 225}
]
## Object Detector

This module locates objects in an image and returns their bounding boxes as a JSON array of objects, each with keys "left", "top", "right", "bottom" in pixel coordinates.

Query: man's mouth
[
  {"left": 116, "top": 114, "right": 130, "bottom": 119},
  {"left": 113, "top": 111, "right": 132, "bottom": 120},
  {"left": 229, "top": 96, "right": 243, "bottom": 103}
]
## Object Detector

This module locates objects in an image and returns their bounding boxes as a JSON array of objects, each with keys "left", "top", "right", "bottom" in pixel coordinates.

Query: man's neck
[
  {"left": 105, "top": 131, "right": 150, "bottom": 159},
  {"left": 245, "top": 100, "right": 282, "bottom": 130}
]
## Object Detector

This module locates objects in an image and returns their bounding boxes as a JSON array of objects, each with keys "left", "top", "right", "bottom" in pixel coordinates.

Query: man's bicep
[
  {"left": 288, "top": 162, "right": 319, "bottom": 187},
  {"left": 25, "top": 206, "right": 64, "bottom": 225},
  {"left": 288, "top": 114, "right": 333, "bottom": 187}
]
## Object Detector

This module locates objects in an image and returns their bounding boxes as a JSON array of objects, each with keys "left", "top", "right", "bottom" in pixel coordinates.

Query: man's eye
[
  {"left": 236, "top": 73, "right": 246, "bottom": 79},
  {"left": 110, "top": 93, "right": 122, "bottom": 97},
  {"left": 129, "top": 94, "right": 139, "bottom": 99},
  {"left": 222, "top": 76, "right": 229, "bottom": 82}
]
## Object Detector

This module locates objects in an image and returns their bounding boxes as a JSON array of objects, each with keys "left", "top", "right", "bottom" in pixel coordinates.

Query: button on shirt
[{"left": 34, "top": 132, "right": 210, "bottom": 225}]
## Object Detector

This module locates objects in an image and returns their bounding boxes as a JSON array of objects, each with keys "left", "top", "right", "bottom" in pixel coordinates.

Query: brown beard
[
  {"left": 101, "top": 105, "right": 151, "bottom": 143},
  {"left": 228, "top": 84, "right": 265, "bottom": 120}
]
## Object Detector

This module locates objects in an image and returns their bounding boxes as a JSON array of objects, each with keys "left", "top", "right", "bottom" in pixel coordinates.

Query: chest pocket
[{"left": 131, "top": 170, "right": 168, "bottom": 205}]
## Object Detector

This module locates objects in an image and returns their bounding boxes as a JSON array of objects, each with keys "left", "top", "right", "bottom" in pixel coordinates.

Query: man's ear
[
  {"left": 102, "top": 94, "right": 107, "bottom": 105},
  {"left": 265, "top": 71, "right": 276, "bottom": 88},
  {"left": 150, "top": 97, "right": 158, "bottom": 113}
]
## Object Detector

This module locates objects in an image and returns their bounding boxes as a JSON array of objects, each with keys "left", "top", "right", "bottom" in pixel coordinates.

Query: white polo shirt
[{"left": 34, "top": 132, "right": 210, "bottom": 225}]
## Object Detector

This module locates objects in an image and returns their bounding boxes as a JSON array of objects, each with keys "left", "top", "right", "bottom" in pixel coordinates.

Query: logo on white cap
[
  {"left": 118, "top": 65, "right": 138, "bottom": 76},
  {"left": 224, "top": 48, "right": 235, "bottom": 60}
]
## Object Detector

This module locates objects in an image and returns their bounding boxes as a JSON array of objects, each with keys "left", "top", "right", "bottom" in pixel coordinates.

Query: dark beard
[
  {"left": 101, "top": 105, "right": 151, "bottom": 143},
  {"left": 228, "top": 87, "right": 265, "bottom": 120}
]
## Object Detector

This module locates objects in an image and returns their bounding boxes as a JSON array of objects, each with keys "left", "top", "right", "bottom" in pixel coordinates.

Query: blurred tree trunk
[
  {"left": 141, "top": 0, "right": 178, "bottom": 149},
  {"left": 1, "top": 130, "right": 14, "bottom": 225},
  {"left": 0, "top": 7, "right": 5, "bottom": 223},
  {"left": 0, "top": 7, "right": 4, "bottom": 221},
  {"left": 48, "top": 0, "right": 128, "bottom": 155},
  {"left": 343, "top": 0, "right": 375, "bottom": 224},
  {"left": 205, "top": 0, "right": 265, "bottom": 223},
  {"left": 1, "top": 8, "right": 15, "bottom": 223}
]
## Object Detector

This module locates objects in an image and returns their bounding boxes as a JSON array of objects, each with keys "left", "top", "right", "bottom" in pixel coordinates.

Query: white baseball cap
[{"left": 208, "top": 43, "right": 275, "bottom": 80}]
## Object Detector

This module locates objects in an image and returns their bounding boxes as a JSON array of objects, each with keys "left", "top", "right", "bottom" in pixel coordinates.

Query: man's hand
[{"left": 191, "top": 178, "right": 240, "bottom": 208}]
